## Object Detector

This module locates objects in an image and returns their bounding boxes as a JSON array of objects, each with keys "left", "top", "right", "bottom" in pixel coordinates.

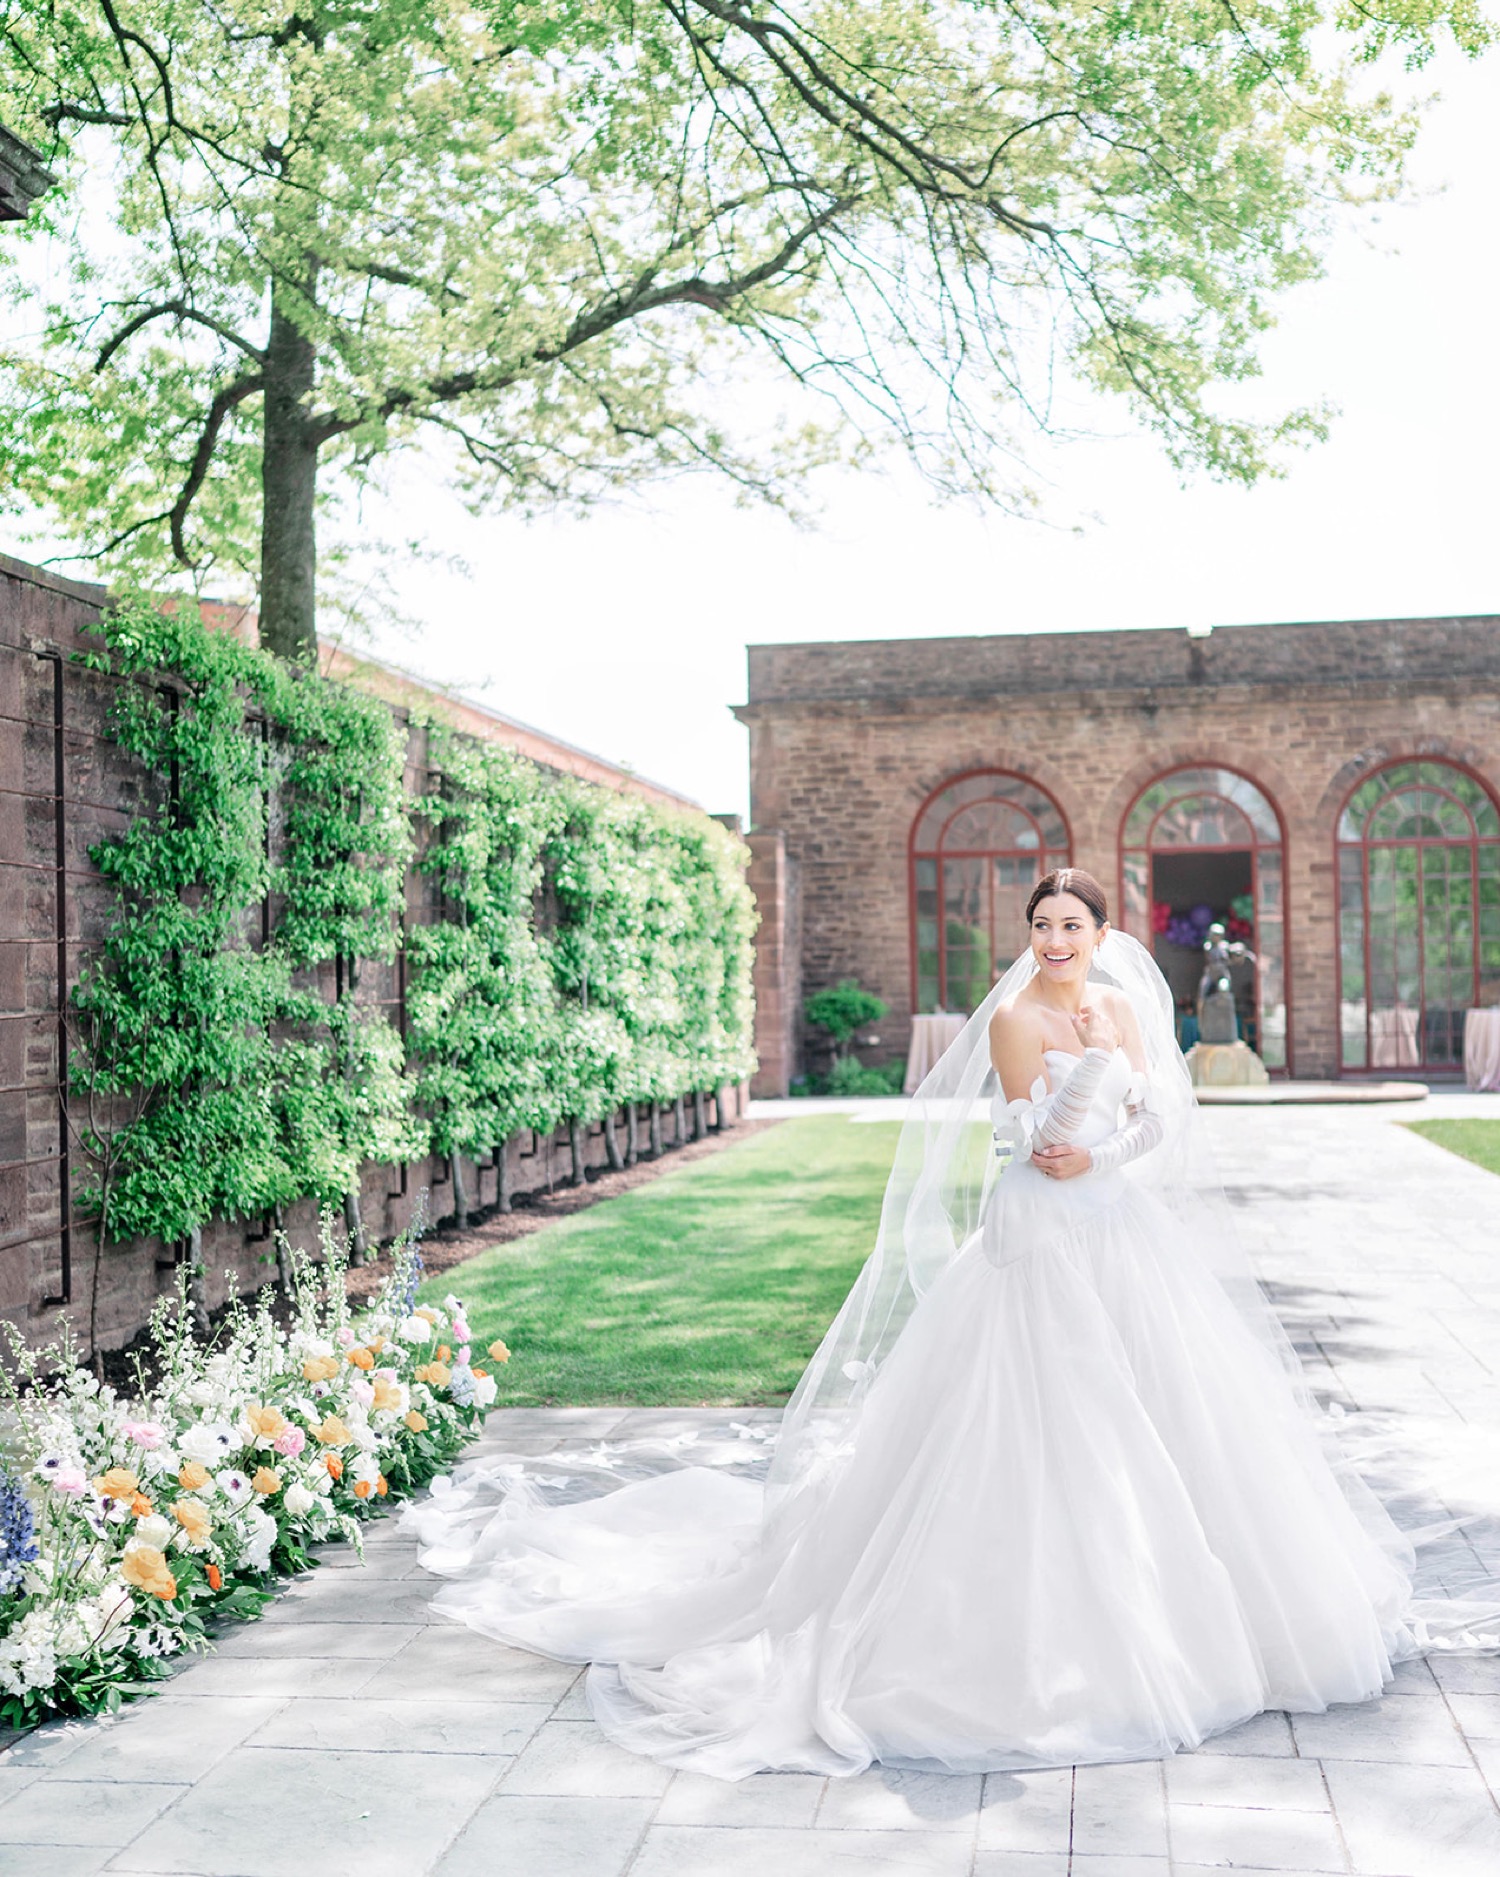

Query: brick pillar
[{"left": 746, "top": 829, "right": 802, "bottom": 1097}]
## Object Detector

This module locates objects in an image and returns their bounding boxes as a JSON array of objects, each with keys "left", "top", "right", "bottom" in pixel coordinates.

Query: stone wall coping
[{"left": 742, "top": 615, "right": 1500, "bottom": 707}]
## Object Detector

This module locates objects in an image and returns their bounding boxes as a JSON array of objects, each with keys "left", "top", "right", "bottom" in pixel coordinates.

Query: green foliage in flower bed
[
  {"left": 70, "top": 600, "right": 756, "bottom": 1264},
  {"left": 1401, "top": 1119, "right": 1500, "bottom": 1178},
  {"left": 0, "top": 1225, "right": 500, "bottom": 1727},
  {"left": 425, "top": 1116, "right": 898, "bottom": 1407}
]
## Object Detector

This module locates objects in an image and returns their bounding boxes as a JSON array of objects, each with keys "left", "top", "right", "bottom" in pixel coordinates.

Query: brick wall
[
  {"left": 0, "top": 552, "right": 749, "bottom": 1352},
  {"left": 737, "top": 617, "right": 1500, "bottom": 1091}
]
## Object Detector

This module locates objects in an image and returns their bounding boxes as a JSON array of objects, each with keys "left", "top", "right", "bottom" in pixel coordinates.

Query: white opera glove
[
  {"left": 1085, "top": 1100, "right": 1166, "bottom": 1174},
  {"left": 1031, "top": 1047, "right": 1113, "bottom": 1150}
]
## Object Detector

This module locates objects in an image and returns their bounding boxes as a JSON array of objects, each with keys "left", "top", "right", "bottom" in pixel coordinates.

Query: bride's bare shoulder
[{"left": 988, "top": 997, "right": 1038, "bottom": 1039}]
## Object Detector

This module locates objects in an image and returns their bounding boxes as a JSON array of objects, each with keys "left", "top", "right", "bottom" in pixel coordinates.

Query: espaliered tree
[{"left": 0, "top": 1, "right": 1489, "bottom": 652}]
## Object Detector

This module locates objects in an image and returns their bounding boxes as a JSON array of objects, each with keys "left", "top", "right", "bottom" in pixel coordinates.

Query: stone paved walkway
[{"left": 2, "top": 1095, "right": 1499, "bottom": 1877}]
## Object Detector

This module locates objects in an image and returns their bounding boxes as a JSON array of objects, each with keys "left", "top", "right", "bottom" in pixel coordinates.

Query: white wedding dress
[{"left": 407, "top": 993, "right": 1495, "bottom": 1780}]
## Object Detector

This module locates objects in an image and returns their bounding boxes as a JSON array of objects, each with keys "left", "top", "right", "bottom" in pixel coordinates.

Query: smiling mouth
[{"left": 1043, "top": 952, "right": 1074, "bottom": 963}]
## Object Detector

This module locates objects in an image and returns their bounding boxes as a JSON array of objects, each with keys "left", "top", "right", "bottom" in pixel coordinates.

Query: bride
[{"left": 406, "top": 866, "right": 1495, "bottom": 1780}]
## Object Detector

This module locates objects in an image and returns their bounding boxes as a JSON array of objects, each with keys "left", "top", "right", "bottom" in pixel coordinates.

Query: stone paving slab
[{"left": 3, "top": 1099, "right": 1500, "bottom": 1874}]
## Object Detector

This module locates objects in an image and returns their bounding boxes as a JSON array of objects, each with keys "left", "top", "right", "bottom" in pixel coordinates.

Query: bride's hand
[{"left": 1071, "top": 1003, "right": 1120, "bottom": 1054}]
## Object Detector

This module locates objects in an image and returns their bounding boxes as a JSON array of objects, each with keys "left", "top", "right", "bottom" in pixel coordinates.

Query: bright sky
[{"left": 346, "top": 43, "right": 1499, "bottom": 823}]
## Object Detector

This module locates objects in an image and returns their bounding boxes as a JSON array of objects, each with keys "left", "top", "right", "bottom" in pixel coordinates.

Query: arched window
[
  {"left": 1120, "top": 766, "right": 1287, "bottom": 1069},
  {"left": 1337, "top": 759, "right": 1500, "bottom": 1071},
  {"left": 910, "top": 772, "right": 1069, "bottom": 1013}
]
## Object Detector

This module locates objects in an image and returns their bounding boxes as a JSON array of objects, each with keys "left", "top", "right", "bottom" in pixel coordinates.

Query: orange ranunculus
[
  {"left": 178, "top": 1459, "right": 211, "bottom": 1491},
  {"left": 130, "top": 1492, "right": 154, "bottom": 1518},
  {"left": 325, "top": 1454, "right": 344, "bottom": 1481},
  {"left": 244, "top": 1402, "right": 288, "bottom": 1441},
  {"left": 413, "top": 1362, "right": 451, "bottom": 1389},
  {"left": 173, "top": 1497, "right": 213, "bottom": 1547},
  {"left": 367, "top": 1333, "right": 387, "bottom": 1353},
  {"left": 96, "top": 1466, "right": 140, "bottom": 1501},
  {"left": 370, "top": 1375, "right": 402, "bottom": 1413},
  {"left": 252, "top": 1467, "right": 282, "bottom": 1496},
  {"left": 301, "top": 1354, "right": 340, "bottom": 1382},
  {"left": 488, "top": 1340, "right": 510, "bottom": 1364},
  {"left": 121, "top": 1545, "right": 177, "bottom": 1600},
  {"left": 346, "top": 1346, "right": 375, "bottom": 1370},
  {"left": 435, "top": 1344, "right": 451, "bottom": 1363},
  {"left": 376, "top": 1476, "right": 388, "bottom": 1498},
  {"left": 353, "top": 1479, "right": 372, "bottom": 1500},
  {"left": 403, "top": 1409, "right": 428, "bottom": 1433},
  {"left": 414, "top": 1306, "right": 440, "bottom": 1324},
  {"left": 471, "top": 1368, "right": 488, "bottom": 1381},
  {"left": 206, "top": 1563, "right": 223, "bottom": 1592},
  {"left": 312, "top": 1414, "right": 352, "bottom": 1447}
]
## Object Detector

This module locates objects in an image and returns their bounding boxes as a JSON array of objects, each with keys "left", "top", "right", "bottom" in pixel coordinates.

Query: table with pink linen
[
  {"left": 903, "top": 1013, "right": 968, "bottom": 1093},
  {"left": 1464, "top": 1007, "right": 1500, "bottom": 1091}
]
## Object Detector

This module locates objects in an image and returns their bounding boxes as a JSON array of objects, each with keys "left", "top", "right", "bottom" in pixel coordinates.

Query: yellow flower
[
  {"left": 414, "top": 1306, "right": 440, "bottom": 1324},
  {"left": 403, "top": 1410, "right": 428, "bottom": 1433},
  {"left": 488, "top": 1340, "right": 510, "bottom": 1364},
  {"left": 178, "top": 1460, "right": 211, "bottom": 1491},
  {"left": 244, "top": 1402, "right": 288, "bottom": 1441},
  {"left": 121, "top": 1545, "right": 177, "bottom": 1601},
  {"left": 346, "top": 1346, "right": 375, "bottom": 1371},
  {"left": 252, "top": 1466, "right": 282, "bottom": 1496},
  {"left": 96, "top": 1466, "right": 140, "bottom": 1501},
  {"left": 413, "top": 1362, "right": 451, "bottom": 1389},
  {"left": 301, "top": 1354, "right": 340, "bottom": 1383},
  {"left": 173, "top": 1497, "right": 213, "bottom": 1547},
  {"left": 312, "top": 1415, "right": 352, "bottom": 1447},
  {"left": 371, "top": 1375, "right": 403, "bottom": 1413}
]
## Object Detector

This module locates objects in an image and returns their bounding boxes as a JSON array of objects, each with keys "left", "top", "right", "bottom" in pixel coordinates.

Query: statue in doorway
[{"left": 1197, "top": 923, "right": 1256, "bottom": 1046}]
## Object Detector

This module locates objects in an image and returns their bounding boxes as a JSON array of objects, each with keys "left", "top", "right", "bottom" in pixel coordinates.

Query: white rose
[
  {"left": 396, "top": 1315, "right": 431, "bottom": 1344},
  {"left": 349, "top": 1451, "right": 381, "bottom": 1489},
  {"left": 349, "top": 1420, "right": 378, "bottom": 1454},
  {"left": 240, "top": 1505, "right": 277, "bottom": 1573},
  {"left": 179, "top": 1422, "right": 238, "bottom": 1466},
  {"left": 184, "top": 1378, "right": 219, "bottom": 1409},
  {"left": 134, "top": 1514, "right": 173, "bottom": 1549},
  {"left": 283, "top": 1483, "right": 315, "bottom": 1517},
  {"left": 473, "top": 1374, "right": 498, "bottom": 1409}
]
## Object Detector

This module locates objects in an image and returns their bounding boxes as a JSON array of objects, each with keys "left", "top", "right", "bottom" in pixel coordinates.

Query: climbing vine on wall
[{"left": 72, "top": 601, "right": 756, "bottom": 1260}]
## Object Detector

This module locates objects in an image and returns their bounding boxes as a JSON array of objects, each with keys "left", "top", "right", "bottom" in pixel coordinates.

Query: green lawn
[
  {"left": 420, "top": 1116, "right": 898, "bottom": 1407},
  {"left": 1401, "top": 1118, "right": 1500, "bottom": 1178}
]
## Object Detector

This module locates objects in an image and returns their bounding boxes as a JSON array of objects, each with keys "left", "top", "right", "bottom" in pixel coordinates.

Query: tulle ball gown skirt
[{"left": 406, "top": 1158, "right": 1422, "bottom": 1781}]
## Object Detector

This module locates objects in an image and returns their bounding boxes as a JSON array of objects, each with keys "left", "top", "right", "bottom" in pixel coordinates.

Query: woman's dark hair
[{"left": 1025, "top": 867, "right": 1109, "bottom": 928}]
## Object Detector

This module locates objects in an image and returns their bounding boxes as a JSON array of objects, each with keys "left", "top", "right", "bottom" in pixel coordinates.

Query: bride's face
[{"left": 1029, "top": 893, "right": 1107, "bottom": 984}]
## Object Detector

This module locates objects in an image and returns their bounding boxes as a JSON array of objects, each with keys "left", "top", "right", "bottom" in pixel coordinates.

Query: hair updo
[{"left": 1025, "top": 867, "right": 1109, "bottom": 929}]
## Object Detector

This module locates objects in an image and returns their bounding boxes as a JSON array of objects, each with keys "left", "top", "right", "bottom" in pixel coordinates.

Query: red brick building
[{"left": 737, "top": 616, "right": 1500, "bottom": 1093}]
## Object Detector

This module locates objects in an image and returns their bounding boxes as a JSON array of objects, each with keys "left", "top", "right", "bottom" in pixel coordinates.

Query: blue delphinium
[
  {"left": 0, "top": 1465, "right": 40, "bottom": 1596},
  {"left": 398, "top": 1249, "right": 425, "bottom": 1319}
]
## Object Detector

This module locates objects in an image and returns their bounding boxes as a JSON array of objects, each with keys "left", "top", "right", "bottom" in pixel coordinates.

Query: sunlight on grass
[
  {"left": 420, "top": 1117, "right": 900, "bottom": 1407},
  {"left": 1402, "top": 1118, "right": 1500, "bottom": 1179}
]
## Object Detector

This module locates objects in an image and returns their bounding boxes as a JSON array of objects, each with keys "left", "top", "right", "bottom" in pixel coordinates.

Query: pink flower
[
  {"left": 349, "top": 1377, "right": 374, "bottom": 1409},
  {"left": 336, "top": 1327, "right": 355, "bottom": 1349},
  {"left": 273, "top": 1426, "right": 307, "bottom": 1458},
  {"left": 53, "top": 1465, "right": 86, "bottom": 1494},
  {"left": 451, "top": 1317, "right": 472, "bottom": 1344},
  {"left": 457, "top": 1346, "right": 472, "bottom": 1366},
  {"left": 122, "top": 1419, "right": 167, "bottom": 1450}
]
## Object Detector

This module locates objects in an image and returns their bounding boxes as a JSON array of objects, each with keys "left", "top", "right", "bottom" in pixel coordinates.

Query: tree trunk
[
  {"left": 673, "top": 1095, "right": 686, "bottom": 1145},
  {"left": 603, "top": 1111, "right": 624, "bottom": 1171},
  {"left": 344, "top": 1185, "right": 368, "bottom": 1266},
  {"left": 259, "top": 276, "right": 321, "bottom": 664},
  {"left": 693, "top": 1088, "right": 708, "bottom": 1141},
  {"left": 450, "top": 1149, "right": 468, "bottom": 1230},
  {"left": 625, "top": 1102, "right": 639, "bottom": 1165},
  {"left": 649, "top": 1100, "right": 663, "bottom": 1158},
  {"left": 186, "top": 1223, "right": 209, "bottom": 1336},
  {"left": 495, "top": 1141, "right": 512, "bottom": 1213},
  {"left": 717, "top": 1083, "right": 736, "bottom": 1129},
  {"left": 568, "top": 1118, "right": 585, "bottom": 1186}
]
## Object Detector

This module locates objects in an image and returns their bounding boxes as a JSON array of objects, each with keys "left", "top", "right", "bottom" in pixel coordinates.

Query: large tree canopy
[{"left": 0, "top": 0, "right": 1488, "bottom": 658}]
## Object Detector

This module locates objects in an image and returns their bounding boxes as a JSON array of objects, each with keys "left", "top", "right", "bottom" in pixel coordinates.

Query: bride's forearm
[{"left": 1086, "top": 1107, "right": 1166, "bottom": 1174}]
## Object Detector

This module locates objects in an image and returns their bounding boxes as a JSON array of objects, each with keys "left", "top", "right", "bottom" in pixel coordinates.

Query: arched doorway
[
  {"left": 1121, "top": 766, "right": 1287, "bottom": 1070},
  {"left": 1337, "top": 759, "right": 1500, "bottom": 1072},
  {"left": 910, "top": 771, "right": 1070, "bottom": 1013}
]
